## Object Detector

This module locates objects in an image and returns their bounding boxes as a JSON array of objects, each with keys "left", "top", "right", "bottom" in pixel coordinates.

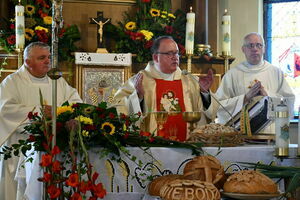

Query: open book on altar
[{"left": 225, "top": 96, "right": 274, "bottom": 134}]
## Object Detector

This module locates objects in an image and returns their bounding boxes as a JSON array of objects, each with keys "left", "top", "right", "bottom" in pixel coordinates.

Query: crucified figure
[{"left": 92, "top": 18, "right": 110, "bottom": 44}]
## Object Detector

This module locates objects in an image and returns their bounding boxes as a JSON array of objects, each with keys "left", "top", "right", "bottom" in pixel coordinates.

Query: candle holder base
[
  {"left": 275, "top": 147, "right": 289, "bottom": 157},
  {"left": 15, "top": 48, "right": 24, "bottom": 68},
  {"left": 186, "top": 54, "right": 193, "bottom": 73},
  {"left": 220, "top": 53, "right": 232, "bottom": 73}
]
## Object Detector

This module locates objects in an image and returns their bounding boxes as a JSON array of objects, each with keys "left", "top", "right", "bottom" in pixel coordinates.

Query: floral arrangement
[
  {"left": 107, "top": 0, "right": 186, "bottom": 63},
  {"left": 1, "top": 100, "right": 203, "bottom": 199},
  {"left": 0, "top": 0, "right": 80, "bottom": 62}
]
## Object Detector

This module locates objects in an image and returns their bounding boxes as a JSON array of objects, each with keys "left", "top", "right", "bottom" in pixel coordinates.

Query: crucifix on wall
[{"left": 89, "top": 11, "right": 111, "bottom": 53}]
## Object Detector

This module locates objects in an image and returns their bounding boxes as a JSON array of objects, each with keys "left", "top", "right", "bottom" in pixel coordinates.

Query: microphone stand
[{"left": 182, "top": 70, "right": 236, "bottom": 128}]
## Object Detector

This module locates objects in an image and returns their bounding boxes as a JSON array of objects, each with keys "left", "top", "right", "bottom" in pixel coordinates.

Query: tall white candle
[
  {"left": 221, "top": 9, "right": 231, "bottom": 56},
  {"left": 15, "top": 3, "right": 25, "bottom": 49},
  {"left": 185, "top": 7, "right": 195, "bottom": 55}
]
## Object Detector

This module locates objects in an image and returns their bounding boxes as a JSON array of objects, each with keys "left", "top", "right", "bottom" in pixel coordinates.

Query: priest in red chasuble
[{"left": 114, "top": 36, "right": 218, "bottom": 141}]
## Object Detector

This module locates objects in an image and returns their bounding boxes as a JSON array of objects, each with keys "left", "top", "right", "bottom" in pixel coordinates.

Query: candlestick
[
  {"left": 221, "top": 9, "right": 231, "bottom": 56},
  {"left": 15, "top": 1, "right": 25, "bottom": 50},
  {"left": 185, "top": 6, "right": 195, "bottom": 55},
  {"left": 275, "top": 99, "right": 290, "bottom": 157}
]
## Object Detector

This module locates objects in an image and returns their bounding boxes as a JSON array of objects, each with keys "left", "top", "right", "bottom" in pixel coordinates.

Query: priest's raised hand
[
  {"left": 133, "top": 72, "right": 145, "bottom": 100},
  {"left": 199, "top": 68, "right": 214, "bottom": 93}
]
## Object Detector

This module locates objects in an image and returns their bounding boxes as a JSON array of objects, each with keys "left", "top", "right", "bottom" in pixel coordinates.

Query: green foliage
[
  {"left": 0, "top": 0, "right": 80, "bottom": 62},
  {"left": 106, "top": 0, "right": 186, "bottom": 63}
]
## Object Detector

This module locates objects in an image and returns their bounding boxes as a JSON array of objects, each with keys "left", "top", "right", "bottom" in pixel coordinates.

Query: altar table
[{"left": 22, "top": 144, "right": 300, "bottom": 200}]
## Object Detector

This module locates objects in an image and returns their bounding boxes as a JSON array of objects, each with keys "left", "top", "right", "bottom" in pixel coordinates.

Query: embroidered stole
[
  {"left": 240, "top": 104, "right": 252, "bottom": 137},
  {"left": 155, "top": 79, "right": 187, "bottom": 141}
]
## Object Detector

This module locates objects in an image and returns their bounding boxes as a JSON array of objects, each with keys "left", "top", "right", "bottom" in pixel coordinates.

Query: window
[{"left": 264, "top": 0, "right": 300, "bottom": 117}]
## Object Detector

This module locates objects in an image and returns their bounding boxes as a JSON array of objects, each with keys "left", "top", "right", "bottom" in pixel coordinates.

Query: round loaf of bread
[
  {"left": 183, "top": 155, "right": 225, "bottom": 188},
  {"left": 223, "top": 170, "right": 278, "bottom": 194},
  {"left": 160, "top": 179, "right": 221, "bottom": 200},
  {"left": 148, "top": 174, "right": 183, "bottom": 196}
]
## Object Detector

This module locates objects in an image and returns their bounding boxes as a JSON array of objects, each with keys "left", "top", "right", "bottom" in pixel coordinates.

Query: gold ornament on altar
[
  {"left": 182, "top": 111, "right": 202, "bottom": 133},
  {"left": 152, "top": 111, "right": 168, "bottom": 131}
]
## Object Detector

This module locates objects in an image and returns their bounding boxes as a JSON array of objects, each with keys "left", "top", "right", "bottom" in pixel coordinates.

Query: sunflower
[
  {"left": 140, "top": 30, "right": 153, "bottom": 41},
  {"left": 84, "top": 106, "right": 94, "bottom": 114},
  {"left": 43, "top": 16, "right": 52, "bottom": 25},
  {"left": 101, "top": 122, "right": 115, "bottom": 135},
  {"left": 35, "top": 26, "right": 49, "bottom": 33},
  {"left": 125, "top": 22, "right": 136, "bottom": 30},
  {"left": 25, "top": 5, "right": 35, "bottom": 15},
  {"left": 57, "top": 105, "right": 74, "bottom": 116},
  {"left": 25, "top": 28, "right": 35, "bottom": 41},
  {"left": 150, "top": 8, "right": 160, "bottom": 17}
]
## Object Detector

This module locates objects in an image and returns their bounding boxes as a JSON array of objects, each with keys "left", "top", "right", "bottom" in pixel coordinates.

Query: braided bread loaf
[{"left": 183, "top": 156, "right": 225, "bottom": 188}]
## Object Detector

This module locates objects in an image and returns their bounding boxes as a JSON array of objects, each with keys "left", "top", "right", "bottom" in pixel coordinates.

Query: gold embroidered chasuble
[{"left": 113, "top": 61, "right": 218, "bottom": 139}]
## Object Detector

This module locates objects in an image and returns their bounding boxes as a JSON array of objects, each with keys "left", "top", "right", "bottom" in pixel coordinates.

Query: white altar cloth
[
  {"left": 21, "top": 145, "right": 300, "bottom": 200},
  {"left": 75, "top": 52, "right": 132, "bottom": 66}
]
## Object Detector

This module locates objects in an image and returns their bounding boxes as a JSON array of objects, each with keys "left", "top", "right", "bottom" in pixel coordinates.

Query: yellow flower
[
  {"left": 25, "top": 5, "right": 35, "bottom": 15},
  {"left": 125, "top": 21, "right": 136, "bottom": 30},
  {"left": 57, "top": 105, "right": 74, "bottom": 116},
  {"left": 140, "top": 30, "right": 153, "bottom": 41},
  {"left": 75, "top": 115, "right": 93, "bottom": 125},
  {"left": 35, "top": 26, "right": 49, "bottom": 33},
  {"left": 43, "top": 16, "right": 52, "bottom": 25},
  {"left": 101, "top": 122, "right": 115, "bottom": 135},
  {"left": 123, "top": 124, "right": 127, "bottom": 131},
  {"left": 82, "top": 130, "right": 89, "bottom": 137},
  {"left": 168, "top": 13, "right": 176, "bottom": 19},
  {"left": 161, "top": 11, "right": 169, "bottom": 19},
  {"left": 25, "top": 28, "right": 35, "bottom": 41},
  {"left": 150, "top": 8, "right": 160, "bottom": 17}
]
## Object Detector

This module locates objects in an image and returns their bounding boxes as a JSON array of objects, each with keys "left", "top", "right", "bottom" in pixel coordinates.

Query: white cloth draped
[
  {"left": 0, "top": 65, "right": 82, "bottom": 200},
  {"left": 215, "top": 61, "right": 295, "bottom": 133}
]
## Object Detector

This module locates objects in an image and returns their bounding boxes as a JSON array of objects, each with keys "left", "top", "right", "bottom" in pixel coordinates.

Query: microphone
[{"left": 181, "top": 70, "right": 236, "bottom": 127}]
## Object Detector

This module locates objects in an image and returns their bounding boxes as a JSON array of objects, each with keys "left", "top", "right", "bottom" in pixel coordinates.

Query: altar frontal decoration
[
  {"left": 187, "top": 123, "right": 243, "bottom": 147},
  {"left": 1, "top": 101, "right": 204, "bottom": 199}
]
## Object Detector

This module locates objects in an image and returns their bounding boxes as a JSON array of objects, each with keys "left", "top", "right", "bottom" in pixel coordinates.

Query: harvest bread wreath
[{"left": 187, "top": 123, "right": 243, "bottom": 146}]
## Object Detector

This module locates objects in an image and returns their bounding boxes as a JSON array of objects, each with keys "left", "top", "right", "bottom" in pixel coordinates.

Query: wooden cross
[{"left": 89, "top": 11, "right": 111, "bottom": 49}]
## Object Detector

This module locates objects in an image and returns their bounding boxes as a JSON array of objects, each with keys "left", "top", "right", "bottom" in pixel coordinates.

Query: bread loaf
[
  {"left": 160, "top": 179, "right": 221, "bottom": 200},
  {"left": 223, "top": 170, "right": 278, "bottom": 194},
  {"left": 148, "top": 174, "right": 183, "bottom": 196},
  {"left": 183, "top": 155, "right": 225, "bottom": 188}
]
